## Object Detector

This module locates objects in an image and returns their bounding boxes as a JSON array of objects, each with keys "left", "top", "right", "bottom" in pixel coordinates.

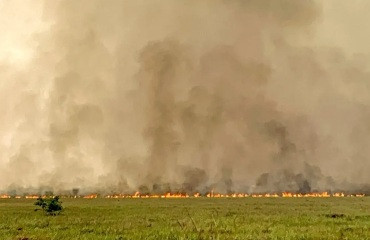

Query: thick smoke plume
[{"left": 0, "top": 0, "right": 369, "bottom": 195}]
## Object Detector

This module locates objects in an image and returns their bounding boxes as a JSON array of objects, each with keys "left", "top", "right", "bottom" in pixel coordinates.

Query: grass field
[{"left": 0, "top": 198, "right": 369, "bottom": 240}]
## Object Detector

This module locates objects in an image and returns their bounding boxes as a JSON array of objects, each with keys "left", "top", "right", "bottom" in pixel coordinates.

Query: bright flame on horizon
[{"left": 0, "top": 192, "right": 366, "bottom": 199}]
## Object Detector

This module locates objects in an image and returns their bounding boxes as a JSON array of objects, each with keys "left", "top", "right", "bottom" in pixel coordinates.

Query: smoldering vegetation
[{"left": 0, "top": 0, "right": 369, "bottom": 195}]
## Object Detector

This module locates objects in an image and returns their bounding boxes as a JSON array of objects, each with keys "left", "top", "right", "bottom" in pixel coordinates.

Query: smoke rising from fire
[{"left": 0, "top": 0, "right": 369, "bottom": 194}]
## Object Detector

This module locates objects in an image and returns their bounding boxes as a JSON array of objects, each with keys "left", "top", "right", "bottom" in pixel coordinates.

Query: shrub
[{"left": 34, "top": 196, "right": 63, "bottom": 215}]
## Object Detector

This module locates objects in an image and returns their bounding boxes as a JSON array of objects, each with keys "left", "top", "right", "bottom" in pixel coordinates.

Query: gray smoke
[{"left": 0, "top": 0, "right": 369, "bottom": 195}]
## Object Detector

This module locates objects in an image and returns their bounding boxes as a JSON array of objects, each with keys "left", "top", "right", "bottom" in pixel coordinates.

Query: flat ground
[{"left": 0, "top": 198, "right": 369, "bottom": 240}]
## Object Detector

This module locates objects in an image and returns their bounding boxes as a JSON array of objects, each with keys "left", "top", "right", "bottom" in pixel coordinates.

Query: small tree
[
  {"left": 35, "top": 196, "right": 63, "bottom": 215},
  {"left": 72, "top": 188, "right": 79, "bottom": 197}
]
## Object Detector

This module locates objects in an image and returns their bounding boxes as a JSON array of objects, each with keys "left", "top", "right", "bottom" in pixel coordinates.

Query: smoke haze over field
[{"left": 0, "top": 0, "right": 370, "bottom": 194}]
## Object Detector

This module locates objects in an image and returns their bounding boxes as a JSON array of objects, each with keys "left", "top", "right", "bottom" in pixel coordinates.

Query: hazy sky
[{"left": 1, "top": 1, "right": 370, "bottom": 63}]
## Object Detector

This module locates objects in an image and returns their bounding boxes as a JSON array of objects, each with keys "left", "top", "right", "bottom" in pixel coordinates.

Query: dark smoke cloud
[{"left": 0, "top": 0, "right": 369, "bottom": 194}]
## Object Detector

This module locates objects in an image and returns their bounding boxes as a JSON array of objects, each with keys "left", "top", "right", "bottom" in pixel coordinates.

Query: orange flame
[
  {"left": 0, "top": 194, "right": 11, "bottom": 199},
  {"left": 83, "top": 194, "right": 98, "bottom": 199},
  {"left": 0, "top": 192, "right": 366, "bottom": 199},
  {"left": 25, "top": 195, "right": 40, "bottom": 199}
]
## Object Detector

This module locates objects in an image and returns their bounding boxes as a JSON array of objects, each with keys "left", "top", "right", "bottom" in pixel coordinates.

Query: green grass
[{"left": 0, "top": 198, "right": 369, "bottom": 240}]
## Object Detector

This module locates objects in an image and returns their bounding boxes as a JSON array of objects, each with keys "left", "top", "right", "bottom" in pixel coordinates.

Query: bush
[{"left": 34, "top": 196, "right": 63, "bottom": 215}]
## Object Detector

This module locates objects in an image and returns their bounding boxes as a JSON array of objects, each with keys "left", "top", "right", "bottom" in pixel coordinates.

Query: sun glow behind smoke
[{"left": 0, "top": 0, "right": 47, "bottom": 65}]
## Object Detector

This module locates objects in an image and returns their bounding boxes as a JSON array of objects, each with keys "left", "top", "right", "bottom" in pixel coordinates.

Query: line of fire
[{"left": 0, "top": 191, "right": 365, "bottom": 199}]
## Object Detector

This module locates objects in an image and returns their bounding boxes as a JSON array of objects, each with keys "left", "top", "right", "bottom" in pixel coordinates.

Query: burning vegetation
[
  {"left": 0, "top": 191, "right": 365, "bottom": 199},
  {"left": 0, "top": 0, "right": 370, "bottom": 195}
]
